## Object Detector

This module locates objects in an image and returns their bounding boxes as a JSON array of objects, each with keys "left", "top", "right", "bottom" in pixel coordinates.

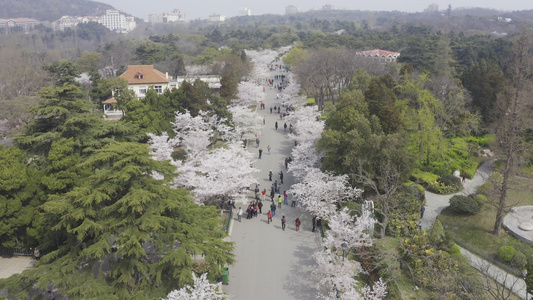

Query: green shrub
[
  {"left": 411, "top": 169, "right": 439, "bottom": 185},
  {"left": 448, "top": 244, "right": 461, "bottom": 255},
  {"left": 403, "top": 181, "right": 425, "bottom": 195},
  {"left": 511, "top": 251, "right": 528, "bottom": 269},
  {"left": 497, "top": 246, "right": 517, "bottom": 262},
  {"left": 437, "top": 174, "right": 463, "bottom": 192},
  {"left": 465, "top": 134, "right": 495, "bottom": 147},
  {"left": 428, "top": 181, "right": 458, "bottom": 194},
  {"left": 449, "top": 195, "right": 480, "bottom": 214},
  {"left": 473, "top": 194, "right": 487, "bottom": 208}
]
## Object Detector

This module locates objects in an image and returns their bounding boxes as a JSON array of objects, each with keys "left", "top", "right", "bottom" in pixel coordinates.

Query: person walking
[
  {"left": 461, "top": 172, "right": 466, "bottom": 183},
  {"left": 283, "top": 190, "right": 288, "bottom": 204},
  {"left": 268, "top": 170, "right": 273, "bottom": 181},
  {"left": 267, "top": 145, "right": 271, "bottom": 155},
  {"left": 420, "top": 205, "right": 425, "bottom": 219},
  {"left": 316, "top": 217, "right": 322, "bottom": 231},
  {"left": 312, "top": 216, "right": 317, "bottom": 232},
  {"left": 270, "top": 106, "right": 273, "bottom": 114},
  {"left": 295, "top": 218, "right": 301, "bottom": 231},
  {"left": 267, "top": 211, "right": 273, "bottom": 224},
  {"left": 237, "top": 207, "right": 243, "bottom": 222},
  {"left": 262, "top": 189, "right": 266, "bottom": 201},
  {"left": 281, "top": 216, "right": 286, "bottom": 231},
  {"left": 279, "top": 171, "right": 284, "bottom": 184},
  {"left": 278, "top": 195, "right": 283, "bottom": 208},
  {"left": 275, "top": 121, "right": 278, "bottom": 130},
  {"left": 285, "top": 157, "right": 289, "bottom": 169},
  {"left": 270, "top": 189, "right": 275, "bottom": 201},
  {"left": 291, "top": 197, "right": 297, "bottom": 207},
  {"left": 280, "top": 113, "right": 283, "bottom": 120},
  {"left": 258, "top": 200, "right": 263, "bottom": 214},
  {"left": 259, "top": 148, "right": 263, "bottom": 159},
  {"left": 256, "top": 137, "right": 260, "bottom": 148},
  {"left": 270, "top": 202, "right": 277, "bottom": 217},
  {"left": 284, "top": 122, "right": 287, "bottom": 131},
  {"left": 263, "top": 117, "right": 266, "bottom": 125}
]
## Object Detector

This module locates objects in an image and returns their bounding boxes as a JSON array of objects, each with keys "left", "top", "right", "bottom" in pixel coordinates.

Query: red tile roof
[{"left": 119, "top": 65, "right": 170, "bottom": 85}]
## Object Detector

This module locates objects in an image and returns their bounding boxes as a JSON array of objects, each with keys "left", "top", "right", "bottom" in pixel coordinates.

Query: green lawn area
[{"left": 438, "top": 177, "right": 533, "bottom": 273}]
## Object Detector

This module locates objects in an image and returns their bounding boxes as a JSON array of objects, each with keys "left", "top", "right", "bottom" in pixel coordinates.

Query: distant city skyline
[{"left": 97, "top": 0, "right": 532, "bottom": 20}]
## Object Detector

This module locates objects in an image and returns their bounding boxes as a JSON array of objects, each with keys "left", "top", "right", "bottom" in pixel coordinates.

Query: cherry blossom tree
[
  {"left": 173, "top": 143, "right": 258, "bottom": 204},
  {"left": 148, "top": 110, "right": 258, "bottom": 205},
  {"left": 323, "top": 207, "right": 374, "bottom": 250},
  {"left": 232, "top": 81, "right": 265, "bottom": 106},
  {"left": 313, "top": 208, "right": 385, "bottom": 300},
  {"left": 283, "top": 102, "right": 386, "bottom": 299},
  {"left": 289, "top": 168, "right": 362, "bottom": 219},
  {"left": 287, "top": 140, "right": 322, "bottom": 179},
  {"left": 228, "top": 105, "right": 262, "bottom": 141},
  {"left": 147, "top": 132, "right": 175, "bottom": 162},
  {"left": 147, "top": 132, "right": 182, "bottom": 180},
  {"left": 285, "top": 105, "right": 324, "bottom": 145},
  {"left": 164, "top": 273, "right": 228, "bottom": 300},
  {"left": 169, "top": 110, "right": 215, "bottom": 160},
  {"left": 278, "top": 72, "right": 305, "bottom": 106},
  {"left": 313, "top": 247, "right": 386, "bottom": 299},
  {"left": 246, "top": 47, "right": 291, "bottom": 83}
]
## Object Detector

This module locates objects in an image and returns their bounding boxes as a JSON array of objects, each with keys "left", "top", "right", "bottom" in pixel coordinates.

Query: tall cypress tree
[{"left": 0, "top": 142, "right": 234, "bottom": 298}]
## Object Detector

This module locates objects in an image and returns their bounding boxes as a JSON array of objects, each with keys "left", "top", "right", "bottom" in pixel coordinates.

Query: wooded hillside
[{"left": 0, "top": 0, "right": 114, "bottom": 21}]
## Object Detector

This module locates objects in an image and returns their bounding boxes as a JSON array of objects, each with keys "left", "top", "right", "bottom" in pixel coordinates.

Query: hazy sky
[{"left": 97, "top": 0, "right": 532, "bottom": 20}]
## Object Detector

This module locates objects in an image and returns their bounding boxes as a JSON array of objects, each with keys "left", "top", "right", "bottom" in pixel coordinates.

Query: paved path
[
  {"left": 0, "top": 256, "right": 34, "bottom": 279},
  {"left": 420, "top": 160, "right": 493, "bottom": 230},
  {"left": 222, "top": 76, "right": 321, "bottom": 299},
  {"left": 421, "top": 161, "right": 532, "bottom": 299},
  {"left": 459, "top": 246, "right": 530, "bottom": 299}
]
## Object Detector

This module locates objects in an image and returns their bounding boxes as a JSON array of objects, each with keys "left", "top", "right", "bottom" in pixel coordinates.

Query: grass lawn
[{"left": 438, "top": 178, "right": 533, "bottom": 272}]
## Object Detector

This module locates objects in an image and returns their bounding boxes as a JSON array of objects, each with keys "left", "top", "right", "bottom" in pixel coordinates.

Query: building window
[
  {"left": 139, "top": 86, "right": 147, "bottom": 95},
  {"left": 154, "top": 85, "right": 163, "bottom": 94}
]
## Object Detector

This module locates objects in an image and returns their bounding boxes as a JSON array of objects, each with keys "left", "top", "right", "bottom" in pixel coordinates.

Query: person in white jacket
[{"left": 237, "top": 207, "right": 243, "bottom": 222}]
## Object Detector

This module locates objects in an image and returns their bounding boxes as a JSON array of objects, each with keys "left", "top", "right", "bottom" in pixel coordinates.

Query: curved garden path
[{"left": 421, "top": 160, "right": 531, "bottom": 299}]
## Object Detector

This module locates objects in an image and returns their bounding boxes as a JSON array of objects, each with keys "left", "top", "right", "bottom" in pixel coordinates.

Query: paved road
[{"left": 222, "top": 76, "right": 321, "bottom": 299}]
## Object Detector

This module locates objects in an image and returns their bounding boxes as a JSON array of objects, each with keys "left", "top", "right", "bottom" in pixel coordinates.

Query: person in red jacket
[{"left": 267, "top": 211, "right": 273, "bottom": 224}]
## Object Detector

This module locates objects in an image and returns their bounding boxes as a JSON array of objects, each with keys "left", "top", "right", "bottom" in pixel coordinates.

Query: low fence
[
  {"left": 220, "top": 209, "right": 233, "bottom": 234},
  {"left": 0, "top": 247, "right": 34, "bottom": 257},
  {"left": 452, "top": 236, "right": 520, "bottom": 276}
]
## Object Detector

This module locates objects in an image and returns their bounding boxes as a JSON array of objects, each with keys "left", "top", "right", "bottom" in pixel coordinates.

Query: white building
[
  {"left": 149, "top": 9, "right": 186, "bottom": 23},
  {"left": 285, "top": 5, "right": 299, "bottom": 15},
  {"left": 101, "top": 10, "right": 136, "bottom": 33},
  {"left": 208, "top": 14, "right": 226, "bottom": 22},
  {"left": 239, "top": 8, "right": 251, "bottom": 16},
  {"left": 55, "top": 16, "right": 101, "bottom": 31}
]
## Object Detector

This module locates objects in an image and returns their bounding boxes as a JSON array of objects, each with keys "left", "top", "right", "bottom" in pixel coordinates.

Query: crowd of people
[{"left": 232, "top": 62, "right": 311, "bottom": 233}]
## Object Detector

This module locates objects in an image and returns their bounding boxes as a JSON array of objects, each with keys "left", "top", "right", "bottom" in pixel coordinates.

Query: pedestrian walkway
[
  {"left": 422, "top": 161, "right": 531, "bottom": 299},
  {"left": 420, "top": 160, "right": 493, "bottom": 230},
  {"left": 222, "top": 73, "right": 321, "bottom": 299},
  {"left": 0, "top": 256, "right": 33, "bottom": 279}
]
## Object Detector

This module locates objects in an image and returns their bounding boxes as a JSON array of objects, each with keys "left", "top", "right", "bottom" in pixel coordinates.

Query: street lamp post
[{"left": 341, "top": 243, "right": 348, "bottom": 261}]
